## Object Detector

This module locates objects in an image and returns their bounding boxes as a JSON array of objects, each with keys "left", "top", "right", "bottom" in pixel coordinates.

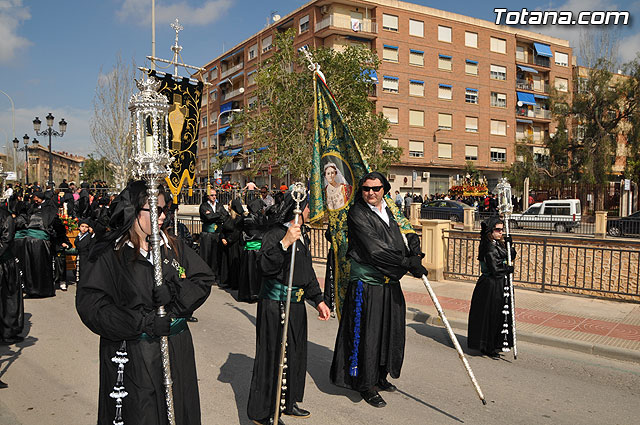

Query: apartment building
[
  {"left": 28, "top": 145, "right": 85, "bottom": 186},
  {"left": 197, "top": 0, "right": 573, "bottom": 195}
]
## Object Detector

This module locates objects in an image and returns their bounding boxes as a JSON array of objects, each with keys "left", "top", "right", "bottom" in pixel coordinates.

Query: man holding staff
[{"left": 330, "top": 171, "right": 426, "bottom": 408}]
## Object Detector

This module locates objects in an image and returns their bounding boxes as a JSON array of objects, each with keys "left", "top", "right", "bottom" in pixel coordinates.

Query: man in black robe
[
  {"left": 247, "top": 192, "right": 331, "bottom": 425},
  {"left": 198, "top": 188, "right": 228, "bottom": 277},
  {"left": 0, "top": 202, "right": 24, "bottom": 345},
  {"left": 330, "top": 172, "right": 427, "bottom": 408},
  {"left": 14, "top": 192, "right": 69, "bottom": 298}
]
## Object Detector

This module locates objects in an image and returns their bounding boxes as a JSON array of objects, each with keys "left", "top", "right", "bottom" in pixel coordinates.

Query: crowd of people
[{"left": 0, "top": 176, "right": 516, "bottom": 425}]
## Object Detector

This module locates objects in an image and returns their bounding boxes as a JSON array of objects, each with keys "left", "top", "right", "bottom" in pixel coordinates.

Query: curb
[{"left": 406, "top": 309, "right": 640, "bottom": 364}]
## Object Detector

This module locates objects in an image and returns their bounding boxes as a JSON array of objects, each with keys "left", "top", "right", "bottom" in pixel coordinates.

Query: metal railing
[
  {"left": 444, "top": 230, "right": 640, "bottom": 299},
  {"left": 316, "top": 15, "right": 377, "bottom": 34},
  {"left": 222, "top": 87, "right": 245, "bottom": 101},
  {"left": 220, "top": 62, "right": 244, "bottom": 80}
]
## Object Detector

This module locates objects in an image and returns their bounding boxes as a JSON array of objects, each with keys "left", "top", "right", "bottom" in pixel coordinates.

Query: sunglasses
[
  {"left": 362, "top": 185, "right": 384, "bottom": 193},
  {"left": 140, "top": 206, "right": 168, "bottom": 216},
  {"left": 493, "top": 228, "right": 504, "bottom": 233}
]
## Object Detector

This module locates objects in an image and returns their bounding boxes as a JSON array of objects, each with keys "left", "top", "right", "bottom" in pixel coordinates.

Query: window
[
  {"left": 490, "top": 64, "right": 506, "bottom": 80},
  {"left": 299, "top": 15, "right": 309, "bottom": 33},
  {"left": 516, "top": 45, "right": 525, "bottom": 62},
  {"left": 382, "top": 76, "right": 399, "bottom": 93},
  {"left": 555, "top": 51, "right": 568, "bottom": 67},
  {"left": 490, "top": 92, "right": 507, "bottom": 108},
  {"left": 202, "top": 91, "right": 208, "bottom": 104},
  {"left": 533, "top": 146, "right": 549, "bottom": 165},
  {"left": 247, "top": 71, "right": 256, "bottom": 86},
  {"left": 490, "top": 120, "right": 507, "bottom": 136},
  {"left": 409, "top": 19, "right": 424, "bottom": 37},
  {"left": 490, "top": 37, "right": 506, "bottom": 53},
  {"left": 248, "top": 95, "right": 258, "bottom": 108},
  {"left": 576, "top": 125, "right": 585, "bottom": 140},
  {"left": 210, "top": 112, "right": 217, "bottom": 124},
  {"left": 383, "top": 45, "right": 399, "bottom": 62},
  {"left": 465, "top": 116, "right": 478, "bottom": 132},
  {"left": 555, "top": 77, "right": 568, "bottom": 92},
  {"left": 210, "top": 90, "right": 217, "bottom": 101},
  {"left": 465, "top": 59, "right": 478, "bottom": 75},
  {"left": 438, "top": 54, "right": 452, "bottom": 71},
  {"left": 438, "top": 113, "right": 452, "bottom": 130},
  {"left": 438, "top": 25, "right": 452, "bottom": 42},
  {"left": 383, "top": 107, "right": 398, "bottom": 124},
  {"left": 490, "top": 147, "right": 507, "bottom": 162},
  {"left": 409, "top": 80, "right": 424, "bottom": 96},
  {"left": 248, "top": 44, "right": 257, "bottom": 61},
  {"left": 202, "top": 116, "right": 208, "bottom": 127},
  {"left": 262, "top": 35, "right": 272, "bottom": 53},
  {"left": 438, "top": 143, "right": 452, "bottom": 159},
  {"left": 382, "top": 13, "right": 398, "bottom": 31},
  {"left": 465, "top": 145, "right": 478, "bottom": 160},
  {"left": 209, "top": 67, "right": 217, "bottom": 81},
  {"left": 409, "top": 49, "right": 424, "bottom": 66},
  {"left": 409, "top": 109, "right": 424, "bottom": 127},
  {"left": 201, "top": 136, "right": 208, "bottom": 148},
  {"left": 465, "top": 88, "right": 478, "bottom": 104},
  {"left": 438, "top": 84, "right": 452, "bottom": 100},
  {"left": 383, "top": 138, "right": 398, "bottom": 148},
  {"left": 201, "top": 159, "right": 206, "bottom": 170},
  {"left": 409, "top": 140, "right": 424, "bottom": 158},
  {"left": 465, "top": 31, "right": 478, "bottom": 48}
]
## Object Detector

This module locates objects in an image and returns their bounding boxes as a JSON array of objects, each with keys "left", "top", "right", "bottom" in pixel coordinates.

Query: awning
[
  {"left": 276, "top": 17, "right": 294, "bottom": 29},
  {"left": 220, "top": 47, "right": 244, "bottom": 62},
  {"left": 230, "top": 71, "right": 244, "bottom": 80},
  {"left": 517, "top": 91, "right": 537, "bottom": 106},
  {"left": 383, "top": 44, "right": 398, "bottom": 49},
  {"left": 439, "top": 83, "right": 452, "bottom": 88},
  {"left": 220, "top": 102, "right": 233, "bottom": 113},
  {"left": 215, "top": 126, "right": 230, "bottom": 136},
  {"left": 439, "top": 54, "right": 452, "bottom": 59},
  {"left": 534, "top": 94, "right": 549, "bottom": 99},
  {"left": 383, "top": 75, "right": 399, "bottom": 80},
  {"left": 517, "top": 65, "right": 538, "bottom": 74},
  {"left": 410, "top": 49, "right": 424, "bottom": 54},
  {"left": 516, "top": 119, "right": 533, "bottom": 124},
  {"left": 362, "top": 69, "right": 378, "bottom": 84},
  {"left": 533, "top": 42, "right": 553, "bottom": 58},
  {"left": 245, "top": 146, "right": 268, "bottom": 154},
  {"left": 247, "top": 69, "right": 257, "bottom": 76},
  {"left": 465, "top": 88, "right": 478, "bottom": 92},
  {"left": 217, "top": 148, "right": 242, "bottom": 157},
  {"left": 410, "top": 79, "right": 424, "bottom": 84},
  {"left": 465, "top": 59, "right": 478, "bottom": 64}
]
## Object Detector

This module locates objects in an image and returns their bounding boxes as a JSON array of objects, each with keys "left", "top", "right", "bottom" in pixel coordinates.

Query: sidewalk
[{"left": 312, "top": 262, "right": 640, "bottom": 364}]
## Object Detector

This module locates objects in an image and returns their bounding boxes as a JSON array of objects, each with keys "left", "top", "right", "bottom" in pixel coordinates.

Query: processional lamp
[{"left": 128, "top": 78, "right": 177, "bottom": 425}]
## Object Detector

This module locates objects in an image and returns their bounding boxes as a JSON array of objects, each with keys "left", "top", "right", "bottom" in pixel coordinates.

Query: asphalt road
[{"left": 1, "top": 283, "right": 639, "bottom": 425}]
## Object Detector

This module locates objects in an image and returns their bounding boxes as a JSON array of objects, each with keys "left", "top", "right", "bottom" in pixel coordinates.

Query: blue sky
[{"left": 0, "top": 0, "right": 638, "bottom": 159}]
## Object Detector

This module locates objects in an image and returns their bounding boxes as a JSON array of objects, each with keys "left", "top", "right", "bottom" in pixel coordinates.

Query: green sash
[
  {"left": 244, "top": 240, "right": 262, "bottom": 251},
  {"left": 139, "top": 317, "right": 188, "bottom": 341},
  {"left": 202, "top": 223, "right": 217, "bottom": 233},
  {"left": 260, "top": 279, "right": 305, "bottom": 303},
  {"left": 15, "top": 229, "right": 49, "bottom": 241},
  {"left": 349, "top": 258, "right": 399, "bottom": 286}
]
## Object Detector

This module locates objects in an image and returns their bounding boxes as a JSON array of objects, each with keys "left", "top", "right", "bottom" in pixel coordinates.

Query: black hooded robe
[
  {"left": 0, "top": 211, "right": 24, "bottom": 341},
  {"left": 198, "top": 199, "right": 228, "bottom": 276},
  {"left": 76, "top": 236, "right": 215, "bottom": 425},
  {"left": 219, "top": 199, "right": 244, "bottom": 290},
  {"left": 246, "top": 223, "right": 324, "bottom": 422},
  {"left": 237, "top": 199, "right": 266, "bottom": 303}
]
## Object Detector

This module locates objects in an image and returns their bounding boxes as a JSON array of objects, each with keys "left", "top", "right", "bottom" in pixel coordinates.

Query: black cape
[
  {"left": 0, "top": 212, "right": 24, "bottom": 340},
  {"left": 76, "top": 236, "right": 215, "bottom": 425},
  {"left": 198, "top": 200, "right": 228, "bottom": 276}
]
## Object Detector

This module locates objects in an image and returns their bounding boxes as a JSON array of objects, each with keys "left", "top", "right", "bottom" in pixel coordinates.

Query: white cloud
[
  {"left": 0, "top": 0, "right": 31, "bottom": 63},
  {"left": 0, "top": 105, "right": 94, "bottom": 160},
  {"left": 619, "top": 32, "right": 640, "bottom": 62},
  {"left": 117, "top": 0, "right": 234, "bottom": 26}
]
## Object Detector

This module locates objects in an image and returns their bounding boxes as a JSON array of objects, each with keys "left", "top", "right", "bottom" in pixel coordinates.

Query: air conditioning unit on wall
[
  {"left": 422, "top": 172, "right": 430, "bottom": 179},
  {"left": 388, "top": 174, "right": 396, "bottom": 181},
  {"left": 320, "top": 5, "right": 329, "bottom": 14}
]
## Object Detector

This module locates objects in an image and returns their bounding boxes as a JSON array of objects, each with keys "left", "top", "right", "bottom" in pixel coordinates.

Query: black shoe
[
  {"left": 187, "top": 316, "right": 198, "bottom": 323},
  {"left": 0, "top": 380, "right": 7, "bottom": 389},
  {"left": 360, "top": 389, "right": 386, "bottom": 408},
  {"left": 1, "top": 336, "right": 24, "bottom": 345},
  {"left": 377, "top": 377, "right": 397, "bottom": 392},
  {"left": 284, "top": 403, "right": 310, "bottom": 418},
  {"left": 251, "top": 418, "right": 285, "bottom": 425},
  {"left": 481, "top": 349, "right": 500, "bottom": 358}
]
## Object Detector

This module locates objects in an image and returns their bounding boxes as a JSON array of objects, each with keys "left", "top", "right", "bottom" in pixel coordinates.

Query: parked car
[
  {"left": 420, "top": 200, "right": 474, "bottom": 222},
  {"left": 508, "top": 199, "right": 582, "bottom": 233},
  {"left": 607, "top": 211, "right": 640, "bottom": 237}
]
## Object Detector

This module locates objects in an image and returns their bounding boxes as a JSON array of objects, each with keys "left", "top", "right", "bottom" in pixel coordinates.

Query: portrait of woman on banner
[{"left": 324, "top": 161, "right": 352, "bottom": 210}]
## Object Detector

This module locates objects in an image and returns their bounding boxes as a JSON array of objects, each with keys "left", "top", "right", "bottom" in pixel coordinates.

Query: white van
[{"left": 509, "top": 199, "right": 582, "bottom": 232}]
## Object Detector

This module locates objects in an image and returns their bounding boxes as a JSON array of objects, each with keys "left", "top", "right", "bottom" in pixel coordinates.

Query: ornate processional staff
[
  {"left": 273, "top": 182, "right": 307, "bottom": 424},
  {"left": 129, "top": 78, "right": 176, "bottom": 424},
  {"left": 497, "top": 178, "right": 518, "bottom": 359}
]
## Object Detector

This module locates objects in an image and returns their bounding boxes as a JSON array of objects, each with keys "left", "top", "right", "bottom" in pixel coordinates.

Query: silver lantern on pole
[
  {"left": 128, "top": 77, "right": 176, "bottom": 424},
  {"left": 496, "top": 177, "right": 517, "bottom": 359}
]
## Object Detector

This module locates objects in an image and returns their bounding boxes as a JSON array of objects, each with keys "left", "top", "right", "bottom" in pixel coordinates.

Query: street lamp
[
  {"left": 13, "top": 134, "right": 38, "bottom": 184},
  {"left": 33, "top": 113, "right": 67, "bottom": 188},
  {"left": 215, "top": 108, "right": 242, "bottom": 180}
]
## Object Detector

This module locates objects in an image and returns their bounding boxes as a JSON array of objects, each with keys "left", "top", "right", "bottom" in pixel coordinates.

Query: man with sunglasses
[
  {"left": 199, "top": 188, "right": 229, "bottom": 278},
  {"left": 330, "top": 171, "right": 427, "bottom": 408}
]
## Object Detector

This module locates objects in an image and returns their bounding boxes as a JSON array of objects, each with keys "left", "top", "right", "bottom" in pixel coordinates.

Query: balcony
[
  {"left": 534, "top": 56, "right": 550, "bottom": 68},
  {"left": 516, "top": 79, "right": 550, "bottom": 93},
  {"left": 316, "top": 14, "right": 377, "bottom": 37},
  {"left": 220, "top": 62, "right": 244, "bottom": 80},
  {"left": 516, "top": 79, "right": 533, "bottom": 91},
  {"left": 222, "top": 87, "right": 245, "bottom": 101},
  {"left": 534, "top": 108, "right": 552, "bottom": 119},
  {"left": 223, "top": 161, "right": 244, "bottom": 172}
]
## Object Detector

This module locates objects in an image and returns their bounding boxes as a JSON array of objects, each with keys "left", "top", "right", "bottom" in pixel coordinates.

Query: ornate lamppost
[
  {"left": 13, "top": 134, "right": 39, "bottom": 184},
  {"left": 128, "top": 77, "right": 175, "bottom": 425},
  {"left": 33, "top": 113, "right": 67, "bottom": 188}
]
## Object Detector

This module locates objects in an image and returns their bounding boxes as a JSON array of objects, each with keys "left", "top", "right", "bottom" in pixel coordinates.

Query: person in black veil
[
  {"left": 467, "top": 216, "right": 516, "bottom": 356},
  {"left": 198, "top": 188, "right": 228, "bottom": 277},
  {"left": 14, "top": 192, "right": 69, "bottom": 298},
  {"left": 0, "top": 201, "right": 24, "bottom": 345},
  {"left": 76, "top": 180, "right": 215, "bottom": 425},
  {"left": 219, "top": 198, "right": 244, "bottom": 290},
  {"left": 237, "top": 198, "right": 266, "bottom": 303},
  {"left": 247, "top": 192, "right": 331, "bottom": 425},
  {"left": 330, "top": 171, "right": 426, "bottom": 408}
]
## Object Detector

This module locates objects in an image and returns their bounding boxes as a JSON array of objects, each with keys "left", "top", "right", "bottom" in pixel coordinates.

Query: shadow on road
[
  {"left": 0, "top": 313, "right": 37, "bottom": 381},
  {"left": 217, "top": 352, "right": 254, "bottom": 424},
  {"left": 396, "top": 388, "right": 464, "bottom": 423}
]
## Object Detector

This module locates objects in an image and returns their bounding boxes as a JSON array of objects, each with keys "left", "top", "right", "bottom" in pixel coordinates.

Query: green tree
[
  {"left": 81, "top": 154, "right": 114, "bottom": 185},
  {"left": 237, "top": 28, "right": 397, "bottom": 181},
  {"left": 621, "top": 57, "right": 640, "bottom": 181}
]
